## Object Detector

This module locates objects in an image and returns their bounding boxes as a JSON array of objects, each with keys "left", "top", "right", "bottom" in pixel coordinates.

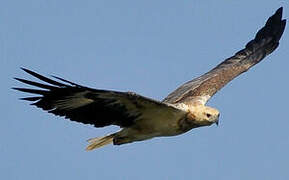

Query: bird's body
[
  {"left": 116, "top": 103, "right": 218, "bottom": 141},
  {"left": 14, "top": 8, "right": 286, "bottom": 150},
  {"left": 86, "top": 103, "right": 219, "bottom": 150}
]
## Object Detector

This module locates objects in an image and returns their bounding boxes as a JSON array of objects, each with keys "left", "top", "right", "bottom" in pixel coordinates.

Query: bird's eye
[{"left": 206, "top": 113, "right": 211, "bottom": 118}]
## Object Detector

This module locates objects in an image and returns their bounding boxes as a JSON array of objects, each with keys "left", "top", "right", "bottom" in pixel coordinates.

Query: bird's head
[{"left": 188, "top": 105, "right": 220, "bottom": 126}]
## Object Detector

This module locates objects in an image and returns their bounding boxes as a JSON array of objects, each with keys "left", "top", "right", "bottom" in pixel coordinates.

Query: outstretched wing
[
  {"left": 14, "top": 68, "right": 179, "bottom": 128},
  {"left": 163, "top": 7, "right": 286, "bottom": 105}
]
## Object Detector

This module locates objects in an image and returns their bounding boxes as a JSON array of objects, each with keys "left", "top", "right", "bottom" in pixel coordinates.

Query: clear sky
[{"left": 1, "top": 0, "right": 289, "bottom": 179}]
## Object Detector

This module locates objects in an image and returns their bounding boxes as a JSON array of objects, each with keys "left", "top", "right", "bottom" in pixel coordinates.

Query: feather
[
  {"left": 163, "top": 7, "right": 286, "bottom": 105},
  {"left": 86, "top": 134, "right": 115, "bottom": 151}
]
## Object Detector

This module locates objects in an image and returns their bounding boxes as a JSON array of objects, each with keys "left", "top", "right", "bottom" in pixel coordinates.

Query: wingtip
[
  {"left": 12, "top": 87, "right": 25, "bottom": 93},
  {"left": 19, "top": 97, "right": 41, "bottom": 101},
  {"left": 20, "top": 67, "right": 36, "bottom": 76},
  {"left": 13, "top": 77, "right": 27, "bottom": 84},
  {"left": 261, "top": 7, "right": 286, "bottom": 42},
  {"left": 20, "top": 67, "right": 30, "bottom": 73},
  {"left": 267, "top": 7, "right": 284, "bottom": 26},
  {"left": 14, "top": 77, "right": 23, "bottom": 82},
  {"left": 18, "top": 68, "right": 69, "bottom": 87},
  {"left": 272, "top": 7, "right": 284, "bottom": 21},
  {"left": 276, "top": 7, "right": 283, "bottom": 14}
]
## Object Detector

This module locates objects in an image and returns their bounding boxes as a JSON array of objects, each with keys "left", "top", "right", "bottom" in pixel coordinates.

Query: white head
[{"left": 187, "top": 105, "right": 220, "bottom": 126}]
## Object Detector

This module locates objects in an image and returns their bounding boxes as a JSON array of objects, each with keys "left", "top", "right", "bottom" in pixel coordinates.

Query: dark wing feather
[
  {"left": 14, "top": 68, "right": 176, "bottom": 127},
  {"left": 163, "top": 7, "right": 286, "bottom": 105}
]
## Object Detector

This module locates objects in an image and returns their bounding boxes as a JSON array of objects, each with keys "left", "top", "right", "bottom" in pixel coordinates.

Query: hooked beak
[{"left": 215, "top": 114, "right": 220, "bottom": 126}]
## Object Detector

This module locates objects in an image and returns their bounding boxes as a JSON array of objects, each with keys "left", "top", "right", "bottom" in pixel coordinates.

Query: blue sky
[{"left": 1, "top": 0, "right": 289, "bottom": 179}]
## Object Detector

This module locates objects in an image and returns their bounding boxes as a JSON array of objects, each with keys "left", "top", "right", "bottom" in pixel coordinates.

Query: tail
[{"left": 86, "top": 134, "right": 115, "bottom": 151}]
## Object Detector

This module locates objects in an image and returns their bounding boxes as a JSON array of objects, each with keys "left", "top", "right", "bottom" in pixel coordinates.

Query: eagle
[{"left": 14, "top": 8, "right": 286, "bottom": 151}]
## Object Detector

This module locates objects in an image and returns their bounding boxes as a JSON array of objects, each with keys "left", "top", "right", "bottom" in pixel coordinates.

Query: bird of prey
[{"left": 14, "top": 8, "right": 286, "bottom": 151}]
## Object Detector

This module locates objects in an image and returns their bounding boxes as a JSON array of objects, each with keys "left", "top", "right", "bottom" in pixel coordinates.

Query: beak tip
[{"left": 216, "top": 114, "right": 220, "bottom": 126}]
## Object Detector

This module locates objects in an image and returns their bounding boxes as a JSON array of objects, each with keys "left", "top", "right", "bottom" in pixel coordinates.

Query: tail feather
[{"left": 86, "top": 134, "right": 115, "bottom": 151}]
